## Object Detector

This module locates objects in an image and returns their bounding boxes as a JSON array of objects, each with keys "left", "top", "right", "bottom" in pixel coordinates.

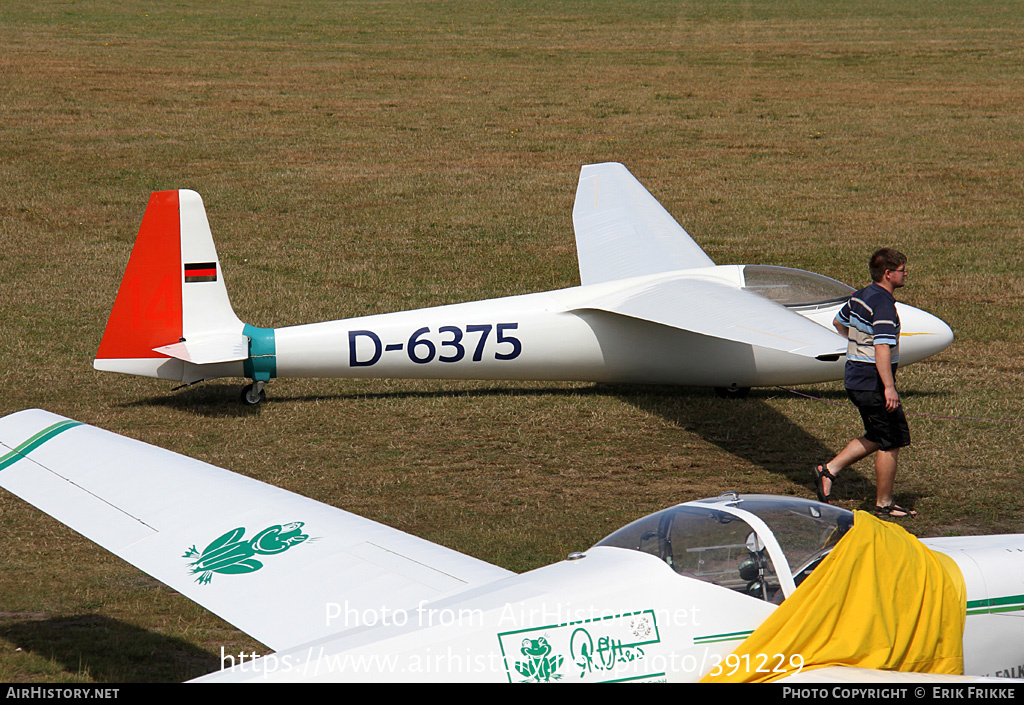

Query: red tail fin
[{"left": 95, "top": 191, "right": 183, "bottom": 360}]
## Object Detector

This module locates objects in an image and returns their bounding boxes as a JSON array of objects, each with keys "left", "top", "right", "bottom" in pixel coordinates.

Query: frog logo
[
  {"left": 514, "top": 636, "right": 564, "bottom": 682},
  {"left": 183, "top": 522, "right": 310, "bottom": 585}
]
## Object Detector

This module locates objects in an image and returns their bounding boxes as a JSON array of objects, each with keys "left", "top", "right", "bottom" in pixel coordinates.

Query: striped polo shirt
[{"left": 835, "top": 282, "right": 900, "bottom": 391}]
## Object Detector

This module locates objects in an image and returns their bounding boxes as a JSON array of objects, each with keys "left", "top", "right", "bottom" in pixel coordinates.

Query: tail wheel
[{"left": 241, "top": 382, "right": 266, "bottom": 405}]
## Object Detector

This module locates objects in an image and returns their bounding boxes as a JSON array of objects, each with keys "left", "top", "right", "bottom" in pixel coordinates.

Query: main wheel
[
  {"left": 241, "top": 383, "right": 266, "bottom": 405},
  {"left": 714, "top": 386, "right": 751, "bottom": 399}
]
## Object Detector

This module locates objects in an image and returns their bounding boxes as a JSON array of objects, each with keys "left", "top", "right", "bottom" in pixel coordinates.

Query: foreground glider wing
[
  {"left": 563, "top": 276, "right": 847, "bottom": 357},
  {"left": 0, "top": 410, "right": 512, "bottom": 652},
  {"left": 573, "top": 162, "right": 716, "bottom": 286}
]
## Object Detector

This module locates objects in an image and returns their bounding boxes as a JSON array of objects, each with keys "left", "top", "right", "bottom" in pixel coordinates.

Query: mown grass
[{"left": 1, "top": 0, "right": 1022, "bottom": 682}]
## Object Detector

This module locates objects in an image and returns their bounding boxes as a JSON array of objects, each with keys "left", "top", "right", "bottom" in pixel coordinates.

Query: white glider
[
  {"left": 92, "top": 164, "right": 953, "bottom": 404},
  {"left": 0, "top": 409, "right": 1020, "bottom": 682}
]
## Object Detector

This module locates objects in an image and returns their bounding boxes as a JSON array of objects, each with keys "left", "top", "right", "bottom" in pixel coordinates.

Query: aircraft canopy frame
[
  {"left": 594, "top": 494, "right": 853, "bottom": 603},
  {"left": 740, "top": 265, "right": 854, "bottom": 309}
]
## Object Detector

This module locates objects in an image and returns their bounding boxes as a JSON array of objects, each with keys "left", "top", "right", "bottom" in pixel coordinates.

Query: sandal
[
  {"left": 812, "top": 463, "right": 835, "bottom": 504},
  {"left": 875, "top": 504, "right": 918, "bottom": 518}
]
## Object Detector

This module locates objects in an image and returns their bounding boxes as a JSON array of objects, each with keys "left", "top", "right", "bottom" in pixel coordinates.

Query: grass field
[{"left": 1, "top": 0, "right": 1022, "bottom": 682}]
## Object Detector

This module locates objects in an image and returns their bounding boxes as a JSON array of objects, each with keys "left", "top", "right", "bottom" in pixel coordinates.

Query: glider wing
[
  {"left": 0, "top": 410, "right": 512, "bottom": 652},
  {"left": 564, "top": 276, "right": 847, "bottom": 357},
  {"left": 572, "top": 162, "right": 715, "bottom": 286}
]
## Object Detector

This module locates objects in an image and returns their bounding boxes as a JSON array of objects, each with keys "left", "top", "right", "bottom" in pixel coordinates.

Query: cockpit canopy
[
  {"left": 594, "top": 494, "right": 853, "bottom": 602},
  {"left": 740, "top": 265, "right": 853, "bottom": 308}
]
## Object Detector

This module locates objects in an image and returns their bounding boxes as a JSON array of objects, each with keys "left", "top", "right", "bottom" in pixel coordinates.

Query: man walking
[{"left": 813, "top": 248, "right": 917, "bottom": 518}]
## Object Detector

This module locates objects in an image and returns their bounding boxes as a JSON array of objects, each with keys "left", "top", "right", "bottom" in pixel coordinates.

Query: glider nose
[{"left": 896, "top": 304, "right": 954, "bottom": 365}]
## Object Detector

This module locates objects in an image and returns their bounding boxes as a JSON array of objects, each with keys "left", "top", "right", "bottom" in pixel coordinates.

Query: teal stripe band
[
  {"left": 242, "top": 324, "right": 277, "bottom": 381},
  {"left": 0, "top": 420, "right": 84, "bottom": 472}
]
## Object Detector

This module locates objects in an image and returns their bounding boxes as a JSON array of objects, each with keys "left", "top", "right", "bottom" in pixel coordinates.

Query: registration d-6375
[{"left": 348, "top": 323, "right": 522, "bottom": 367}]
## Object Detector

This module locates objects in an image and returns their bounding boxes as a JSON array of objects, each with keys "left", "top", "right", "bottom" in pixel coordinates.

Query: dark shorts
[{"left": 846, "top": 388, "right": 911, "bottom": 451}]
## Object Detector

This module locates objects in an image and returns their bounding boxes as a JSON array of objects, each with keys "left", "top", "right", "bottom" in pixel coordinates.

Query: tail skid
[{"left": 94, "top": 190, "right": 253, "bottom": 384}]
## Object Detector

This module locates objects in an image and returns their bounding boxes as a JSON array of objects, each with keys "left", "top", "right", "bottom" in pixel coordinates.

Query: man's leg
[
  {"left": 875, "top": 448, "right": 899, "bottom": 506},
  {"left": 818, "top": 437, "right": 879, "bottom": 497},
  {"left": 875, "top": 448, "right": 916, "bottom": 516}
]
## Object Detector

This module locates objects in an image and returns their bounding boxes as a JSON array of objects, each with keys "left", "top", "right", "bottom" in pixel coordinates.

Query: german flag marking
[{"left": 184, "top": 262, "right": 217, "bottom": 283}]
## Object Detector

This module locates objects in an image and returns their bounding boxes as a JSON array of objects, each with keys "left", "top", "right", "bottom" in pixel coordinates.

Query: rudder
[{"left": 94, "top": 190, "right": 246, "bottom": 381}]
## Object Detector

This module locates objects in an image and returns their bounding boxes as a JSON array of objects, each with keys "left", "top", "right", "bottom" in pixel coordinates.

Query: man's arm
[{"left": 874, "top": 343, "right": 899, "bottom": 411}]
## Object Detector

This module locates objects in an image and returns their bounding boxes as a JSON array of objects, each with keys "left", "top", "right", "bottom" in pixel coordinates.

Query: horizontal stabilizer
[
  {"left": 0, "top": 410, "right": 512, "bottom": 652},
  {"left": 573, "top": 163, "right": 715, "bottom": 286},
  {"left": 153, "top": 333, "right": 250, "bottom": 365},
  {"left": 567, "top": 276, "right": 846, "bottom": 357}
]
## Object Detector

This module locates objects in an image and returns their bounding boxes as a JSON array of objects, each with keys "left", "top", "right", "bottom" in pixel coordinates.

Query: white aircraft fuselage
[
  {"left": 99, "top": 271, "right": 950, "bottom": 389},
  {"left": 196, "top": 538, "right": 1024, "bottom": 683},
  {"left": 94, "top": 168, "right": 955, "bottom": 406},
  {"left": 269, "top": 268, "right": 949, "bottom": 387},
  {"left": 191, "top": 497, "right": 1022, "bottom": 683}
]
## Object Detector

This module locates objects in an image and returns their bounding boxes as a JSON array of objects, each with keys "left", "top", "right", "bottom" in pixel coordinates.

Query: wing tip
[{"left": 580, "top": 161, "right": 627, "bottom": 177}]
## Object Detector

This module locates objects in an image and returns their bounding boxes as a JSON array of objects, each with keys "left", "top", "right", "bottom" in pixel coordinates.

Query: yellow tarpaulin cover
[{"left": 701, "top": 511, "right": 966, "bottom": 682}]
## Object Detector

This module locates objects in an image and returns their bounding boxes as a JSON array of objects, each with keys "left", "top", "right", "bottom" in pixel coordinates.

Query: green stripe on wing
[{"left": 0, "top": 420, "right": 84, "bottom": 472}]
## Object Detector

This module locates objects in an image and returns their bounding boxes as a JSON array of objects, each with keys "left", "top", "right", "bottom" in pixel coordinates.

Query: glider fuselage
[
  {"left": 188, "top": 496, "right": 1022, "bottom": 683},
  {"left": 92, "top": 165, "right": 954, "bottom": 401},
  {"left": 272, "top": 267, "right": 944, "bottom": 387},
  {"left": 101, "top": 265, "right": 952, "bottom": 392}
]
